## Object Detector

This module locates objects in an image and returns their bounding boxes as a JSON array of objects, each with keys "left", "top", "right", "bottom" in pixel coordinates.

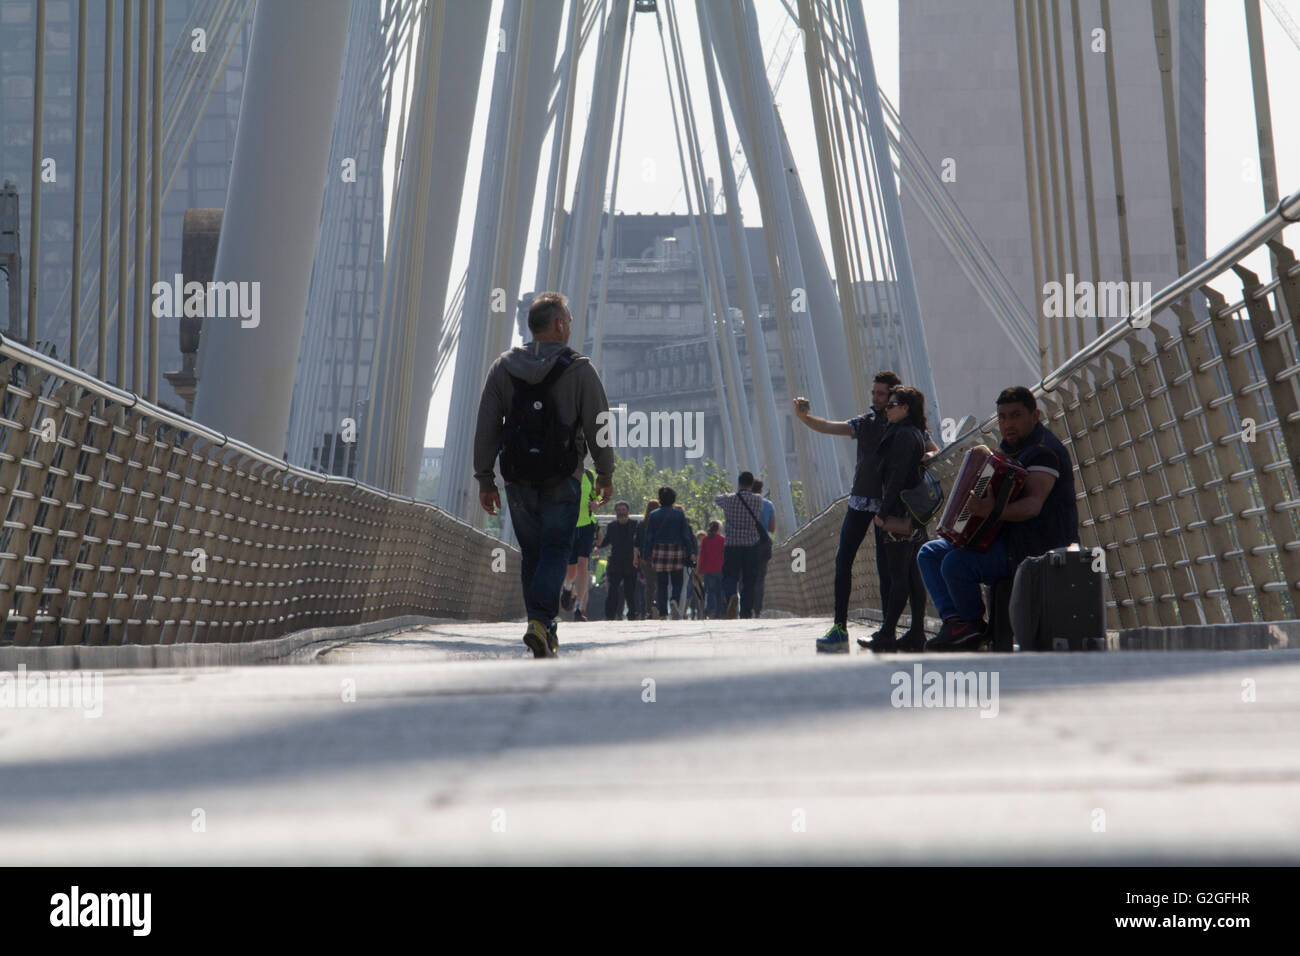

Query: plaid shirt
[{"left": 714, "top": 490, "right": 764, "bottom": 546}]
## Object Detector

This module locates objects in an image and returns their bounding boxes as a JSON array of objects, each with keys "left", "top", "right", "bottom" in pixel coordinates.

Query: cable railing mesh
[{"left": 764, "top": 196, "right": 1300, "bottom": 629}]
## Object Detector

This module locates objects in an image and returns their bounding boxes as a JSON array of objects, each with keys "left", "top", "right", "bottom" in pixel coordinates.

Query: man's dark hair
[
  {"left": 751, "top": 479, "right": 764, "bottom": 493},
  {"left": 658, "top": 486, "right": 677, "bottom": 507},
  {"left": 874, "top": 369, "right": 902, "bottom": 389},
  {"left": 737, "top": 471, "right": 754, "bottom": 489},
  {"left": 615, "top": 500, "right": 630, "bottom": 512},
  {"left": 889, "top": 385, "right": 928, "bottom": 432},
  {"left": 528, "top": 291, "right": 569, "bottom": 334},
  {"left": 996, "top": 385, "right": 1037, "bottom": 414}
]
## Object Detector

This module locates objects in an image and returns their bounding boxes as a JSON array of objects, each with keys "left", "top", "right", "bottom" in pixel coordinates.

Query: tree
[
  {"left": 609, "top": 453, "right": 811, "bottom": 536},
  {"left": 610, "top": 452, "right": 811, "bottom": 536},
  {"left": 416, "top": 473, "right": 440, "bottom": 502}
]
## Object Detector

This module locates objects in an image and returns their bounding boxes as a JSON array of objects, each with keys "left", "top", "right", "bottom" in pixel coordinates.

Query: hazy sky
[{"left": 405, "top": 0, "right": 1300, "bottom": 448}]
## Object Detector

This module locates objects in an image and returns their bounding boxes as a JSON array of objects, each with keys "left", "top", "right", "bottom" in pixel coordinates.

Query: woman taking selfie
[{"left": 868, "top": 385, "right": 930, "bottom": 652}]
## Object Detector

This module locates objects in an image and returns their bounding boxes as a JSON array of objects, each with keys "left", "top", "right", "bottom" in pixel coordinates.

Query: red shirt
[{"left": 698, "top": 533, "right": 725, "bottom": 574}]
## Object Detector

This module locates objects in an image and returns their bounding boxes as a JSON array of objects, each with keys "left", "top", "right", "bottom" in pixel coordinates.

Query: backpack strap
[
  {"left": 507, "top": 348, "right": 576, "bottom": 394},
  {"left": 737, "top": 491, "right": 770, "bottom": 543},
  {"left": 540, "top": 348, "right": 576, "bottom": 388}
]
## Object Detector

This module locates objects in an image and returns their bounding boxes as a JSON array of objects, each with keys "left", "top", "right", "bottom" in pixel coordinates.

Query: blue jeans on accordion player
[{"left": 917, "top": 537, "right": 1013, "bottom": 622}]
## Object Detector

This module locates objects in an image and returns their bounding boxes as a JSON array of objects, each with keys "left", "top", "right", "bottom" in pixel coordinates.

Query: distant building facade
[
  {"left": 899, "top": 0, "right": 1205, "bottom": 421},
  {"left": 519, "top": 213, "right": 897, "bottom": 476},
  {"left": 0, "top": 0, "right": 248, "bottom": 408}
]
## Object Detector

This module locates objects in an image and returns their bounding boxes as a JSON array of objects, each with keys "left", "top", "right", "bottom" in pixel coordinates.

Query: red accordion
[{"left": 936, "top": 445, "right": 1028, "bottom": 552}]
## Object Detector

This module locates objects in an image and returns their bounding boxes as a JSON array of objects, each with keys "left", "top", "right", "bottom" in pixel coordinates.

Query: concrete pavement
[{"left": 2, "top": 617, "right": 1299, "bottom": 864}]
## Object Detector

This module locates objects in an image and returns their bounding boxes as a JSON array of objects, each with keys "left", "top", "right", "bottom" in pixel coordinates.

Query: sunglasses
[{"left": 885, "top": 401, "right": 904, "bottom": 408}]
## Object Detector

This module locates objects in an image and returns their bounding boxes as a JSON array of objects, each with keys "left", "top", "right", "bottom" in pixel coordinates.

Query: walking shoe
[
  {"left": 573, "top": 607, "right": 587, "bottom": 623},
  {"left": 896, "top": 629, "right": 928, "bottom": 653},
  {"left": 855, "top": 628, "right": 885, "bottom": 650},
  {"left": 816, "top": 623, "right": 850, "bottom": 653},
  {"left": 560, "top": 586, "right": 574, "bottom": 611},
  {"left": 670, "top": 600, "right": 681, "bottom": 620},
  {"left": 866, "top": 629, "right": 900, "bottom": 653},
  {"left": 925, "top": 616, "right": 987, "bottom": 652},
  {"left": 725, "top": 595, "right": 739, "bottom": 619},
  {"left": 523, "top": 619, "right": 556, "bottom": 659},
  {"left": 545, "top": 621, "right": 559, "bottom": 656}
]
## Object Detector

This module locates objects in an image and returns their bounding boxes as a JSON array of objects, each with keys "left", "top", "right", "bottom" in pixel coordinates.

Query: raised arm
[{"left": 792, "top": 397, "right": 853, "bottom": 437}]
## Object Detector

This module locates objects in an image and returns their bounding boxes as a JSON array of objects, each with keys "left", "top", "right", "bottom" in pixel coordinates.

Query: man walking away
[
  {"left": 474, "top": 291, "right": 614, "bottom": 658},
  {"left": 598, "top": 501, "right": 641, "bottom": 620},
  {"left": 750, "top": 479, "right": 777, "bottom": 616},
  {"left": 715, "top": 471, "right": 766, "bottom": 619}
]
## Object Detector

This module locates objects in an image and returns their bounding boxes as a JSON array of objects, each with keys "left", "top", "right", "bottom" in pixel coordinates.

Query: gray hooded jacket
[{"left": 473, "top": 340, "right": 615, "bottom": 491}]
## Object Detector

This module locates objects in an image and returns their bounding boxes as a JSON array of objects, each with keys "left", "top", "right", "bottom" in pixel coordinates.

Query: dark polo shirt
[
  {"left": 999, "top": 421, "right": 1079, "bottom": 564},
  {"left": 846, "top": 409, "right": 889, "bottom": 501}
]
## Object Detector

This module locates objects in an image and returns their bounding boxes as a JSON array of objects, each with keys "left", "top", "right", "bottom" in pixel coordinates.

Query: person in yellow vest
[{"left": 560, "top": 467, "right": 603, "bottom": 621}]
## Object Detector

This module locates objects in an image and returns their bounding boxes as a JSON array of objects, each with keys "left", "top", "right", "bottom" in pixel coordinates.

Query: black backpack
[{"left": 498, "top": 348, "right": 582, "bottom": 484}]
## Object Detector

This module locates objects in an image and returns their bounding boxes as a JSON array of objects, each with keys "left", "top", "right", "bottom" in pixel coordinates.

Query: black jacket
[
  {"left": 878, "top": 422, "right": 926, "bottom": 520},
  {"left": 641, "top": 506, "right": 697, "bottom": 559},
  {"left": 599, "top": 518, "right": 641, "bottom": 573}
]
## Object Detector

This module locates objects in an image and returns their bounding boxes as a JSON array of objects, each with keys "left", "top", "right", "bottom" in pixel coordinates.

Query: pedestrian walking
[
  {"left": 641, "top": 487, "right": 697, "bottom": 619},
  {"left": 714, "top": 471, "right": 768, "bottom": 619},
  {"left": 698, "top": 520, "right": 726, "bottom": 618},
  {"left": 597, "top": 501, "right": 641, "bottom": 620},
  {"left": 750, "top": 479, "right": 776, "bottom": 616},
  {"left": 473, "top": 292, "right": 614, "bottom": 658}
]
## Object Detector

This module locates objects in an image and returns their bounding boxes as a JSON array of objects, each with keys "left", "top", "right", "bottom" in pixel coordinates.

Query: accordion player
[{"left": 936, "top": 445, "right": 1028, "bottom": 552}]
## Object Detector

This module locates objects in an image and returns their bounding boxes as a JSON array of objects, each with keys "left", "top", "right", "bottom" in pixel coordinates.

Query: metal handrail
[{"left": 0, "top": 331, "right": 484, "bottom": 529}]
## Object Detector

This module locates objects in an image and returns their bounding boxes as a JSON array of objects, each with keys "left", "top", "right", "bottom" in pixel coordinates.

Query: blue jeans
[
  {"left": 703, "top": 571, "right": 724, "bottom": 617},
  {"left": 917, "top": 537, "right": 1013, "bottom": 622},
  {"left": 505, "top": 476, "right": 580, "bottom": 623}
]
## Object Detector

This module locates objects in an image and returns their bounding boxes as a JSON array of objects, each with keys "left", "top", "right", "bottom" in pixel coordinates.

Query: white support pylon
[
  {"left": 712, "top": 0, "right": 840, "bottom": 511},
  {"left": 843, "top": 0, "right": 941, "bottom": 426},
  {"left": 438, "top": 0, "right": 565, "bottom": 523},
  {"left": 398, "top": 0, "right": 494, "bottom": 495},
  {"left": 192, "top": 0, "right": 353, "bottom": 452},
  {"left": 438, "top": 0, "right": 527, "bottom": 522},
  {"left": 661, "top": 0, "right": 757, "bottom": 476},
  {"left": 696, "top": 0, "right": 796, "bottom": 537},
  {"left": 563, "top": 0, "right": 632, "bottom": 352}
]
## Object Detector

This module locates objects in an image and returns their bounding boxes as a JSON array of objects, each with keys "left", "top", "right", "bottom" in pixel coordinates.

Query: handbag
[
  {"left": 901, "top": 464, "right": 945, "bottom": 525},
  {"left": 738, "top": 492, "right": 773, "bottom": 562},
  {"left": 878, "top": 513, "right": 913, "bottom": 535}
]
